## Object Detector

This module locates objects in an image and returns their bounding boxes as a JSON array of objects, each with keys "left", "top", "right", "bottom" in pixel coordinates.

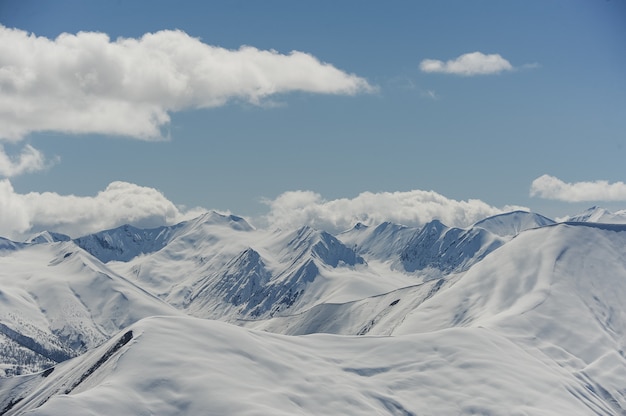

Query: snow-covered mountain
[
  {"left": 24, "top": 231, "right": 71, "bottom": 244},
  {"left": 399, "top": 219, "right": 505, "bottom": 274},
  {"left": 337, "top": 221, "right": 417, "bottom": 260},
  {"left": 563, "top": 206, "right": 626, "bottom": 224},
  {"left": 0, "top": 237, "right": 24, "bottom": 252},
  {"left": 473, "top": 210, "right": 555, "bottom": 237},
  {"left": 111, "top": 219, "right": 402, "bottom": 322},
  {"left": 3, "top": 305, "right": 624, "bottom": 415},
  {"left": 2, "top": 208, "right": 626, "bottom": 414},
  {"left": 72, "top": 223, "right": 183, "bottom": 263},
  {"left": 0, "top": 242, "right": 181, "bottom": 376}
]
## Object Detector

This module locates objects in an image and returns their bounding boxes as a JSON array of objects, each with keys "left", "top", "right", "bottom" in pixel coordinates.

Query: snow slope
[
  {"left": 337, "top": 221, "right": 417, "bottom": 260},
  {"left": 73, "top": 223, "right": 183, "bottom": 263},
  {"left": 394, "top": 222, "right": 626, "bottom": 413},
  {"left": 0, "top": 242, "right": 181, "bottom": 376},
  {"left": 473, "top": 210, "right": 555, "bottom": 237},
  {"left": 111, "top": 217, "right": 415, "bottom": 322},
  {"left": 1, "top": 210, "right": 625, "bottom": 414},
  {"left": 399, "top": 219, "right": 505, "bottom": 274},
  {"left": 1, "top": 315, "right": 616, "bottom": 416},
  {"left": 564, "top": 206, "right": 626, "bottom": 224},
  {"left": 24, "top": 231, "right": 71, "bottom": 244}
]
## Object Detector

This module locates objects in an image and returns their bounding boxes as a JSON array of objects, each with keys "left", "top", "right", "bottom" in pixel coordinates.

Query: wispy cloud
[
  {"left": 0, "top": 145, "right": 52, "bottom": 177},
  {"left": 262, "top": 189, "right": 526, "bottom": 233},
  {"left": 0, "top": 25, "right": 375, "bottom": 142},
  {"left": 420, "top": 52, "right": 514, "bottom": 76},
  {"left": 530, "top": 174, "right": 626, "bottom": 202},
  {"left": 0, "top": 180, "right": 205, "bottom": 239},
  {"left": 421, "top": 90, "right": 438, "bottom": 100}
]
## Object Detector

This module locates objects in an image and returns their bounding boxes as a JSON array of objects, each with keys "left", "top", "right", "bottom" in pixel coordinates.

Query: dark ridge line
[{"left": 63, "top": 330, "right": 133, "bottom": 395}]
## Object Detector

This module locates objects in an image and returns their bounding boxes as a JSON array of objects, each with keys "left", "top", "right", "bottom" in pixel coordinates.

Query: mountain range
[{"left": 1, "top": 207, "right": 625, "bottom": 415}]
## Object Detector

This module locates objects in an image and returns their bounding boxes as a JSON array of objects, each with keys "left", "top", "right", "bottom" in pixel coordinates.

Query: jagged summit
[
  {"left": 279, "top": 226, "right": 364, "bottom": 268},
  {"left": 564, "top": 206, "right": 626, "bottom": 224},
  {"left": 400, "top": 219, "right": 504, "bottom": 274},
  {"left": 73, "top": 223, "right": 182, "bottom": 263},
  {"left": 338, "top": 221, "right": 416, "bottom": 260},
  {"left": 185, "top": 211, "right": 255, "bottom": 232}
]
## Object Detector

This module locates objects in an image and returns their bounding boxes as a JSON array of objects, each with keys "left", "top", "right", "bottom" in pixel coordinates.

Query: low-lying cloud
[
  {"left": 0, "top": 182, "right": 527, "bottom": 240},
  {"left": 262, "top": 190, "right": 525, "bottom": 233},
  {"left": 0, "top": 180, "right": 205, "bottom": 239},
  {"left": 420, "top": 52, "right": 513, "bottom": 76},
  {"left": 530, "top": 174, "right": 626, "bottom": 202}
]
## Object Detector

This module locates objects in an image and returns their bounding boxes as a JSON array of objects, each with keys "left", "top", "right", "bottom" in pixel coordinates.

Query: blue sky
[{"left": 0, "top": 0, "right": 625, "bottom": 237}]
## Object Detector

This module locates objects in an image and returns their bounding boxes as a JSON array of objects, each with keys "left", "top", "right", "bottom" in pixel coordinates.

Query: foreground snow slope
[
  {"left": 0, "top": 316, "right": 615, "bottom": 416},
  {"left": 394, "top": 222, "right": 626, "bottom": 412}
]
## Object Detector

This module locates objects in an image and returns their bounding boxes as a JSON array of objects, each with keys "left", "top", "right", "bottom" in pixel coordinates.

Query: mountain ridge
[{"left": 2, "top": 208, "right": 626, "bottom": 414}]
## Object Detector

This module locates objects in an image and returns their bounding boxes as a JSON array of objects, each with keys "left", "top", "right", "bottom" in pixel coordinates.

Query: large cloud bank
[
  {"left": 531, "top": 174, "right": 626, "bottom": 202},
  {"left": 0, "top": 25, "right": 373, "bottom": 142},
  {"left": 420, "top": 52, "right": 513, "bottom": 76},
  {"left": 0, "top": 25, "right": 374, "bottom": 177},
  {"left": 0, "top": 180, "right": 205, "bottom": 239},
  {"left": 263, "top": 190, "right": 525, "bottom": 233},
  {"left": 1, "top": 182, "right": 525, "bottom": 240}
]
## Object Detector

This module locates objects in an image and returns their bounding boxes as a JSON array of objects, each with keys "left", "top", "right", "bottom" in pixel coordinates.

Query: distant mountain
[
  {"left": 24, "top": 231, "right": 71, "bottom": 244},
  {"left": 399, "top": 219, "right": 505, "bottom": 274},
  {"left": 72, "top": 223, "right": 182, "bottom": 263},
  {"left": 71, "top": 211, "right": 254, "bottom": 263},
  {"left": 124, "top": 223, "right": 367, "bottom": 320},
  {"left": 0, "top": 237, "right": 24, "bottom": 251},
  {"left": 338, "top": 221, "right": 417, "bottom": 260},
  {"left": 473, "top": 210, "right": 555, "bottom": 237},
  {"left": 563, "top": 206, "right": 626, "bottom": 224}
]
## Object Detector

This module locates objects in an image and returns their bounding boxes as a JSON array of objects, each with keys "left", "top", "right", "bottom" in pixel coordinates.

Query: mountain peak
[
  {"left": 191, "top": 211, "right": 254, "bottom": 231},
  {"left": 473, "top": 211, "right": 555, "bottom": 237},
  {"left": 564, "top": 206, "right": 626, "bottom": 224},
  {"left": 24, "top": 231, "right": 71, "bottom": 244}
]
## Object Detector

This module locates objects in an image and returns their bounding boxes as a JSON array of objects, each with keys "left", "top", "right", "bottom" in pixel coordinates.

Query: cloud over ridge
[
  {"left": 531, "top": 174, "right": 626, "bottom": 202},
  {"left": 0, "top": 180, "right": 205, "bottom": 239},
  {"left": 0, "top": 25, "right": 374, "bottom": 142},
  {"left": 0, "top": 181, "right": 525, "bottom": 240},
  {"left": 420, "top": 52, "right": 513, "bottom": 76},
  {"left": 263, "top": 189, "right": 525, "bottom": 233}
]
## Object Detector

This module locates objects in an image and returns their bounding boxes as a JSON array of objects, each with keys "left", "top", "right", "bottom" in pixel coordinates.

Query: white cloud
[
  {"left": 262, "top": 189, "right": 526, "bottom": 233},
  {"left": 0, "top": 180, "right": 205, "bottom": 239},
  {"left": 0, "top": 25, "right": 375, "bottom": 141},
  {"left": 0, "top": 145, "right": 50, "bottom": 176},
  {"left": 420, "top": 52, "right": 513, "bottom": 76},
  {"left": 530, "top": 174, "right": 626, "bottom": 202},
  {"left": 0, "top": 181, "right": 529, "bottom": 240}
]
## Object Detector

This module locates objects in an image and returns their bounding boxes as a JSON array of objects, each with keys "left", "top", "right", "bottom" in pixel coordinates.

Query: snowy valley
[{"left": 1, "top": 208, "right": 625, "bottom": 415}]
